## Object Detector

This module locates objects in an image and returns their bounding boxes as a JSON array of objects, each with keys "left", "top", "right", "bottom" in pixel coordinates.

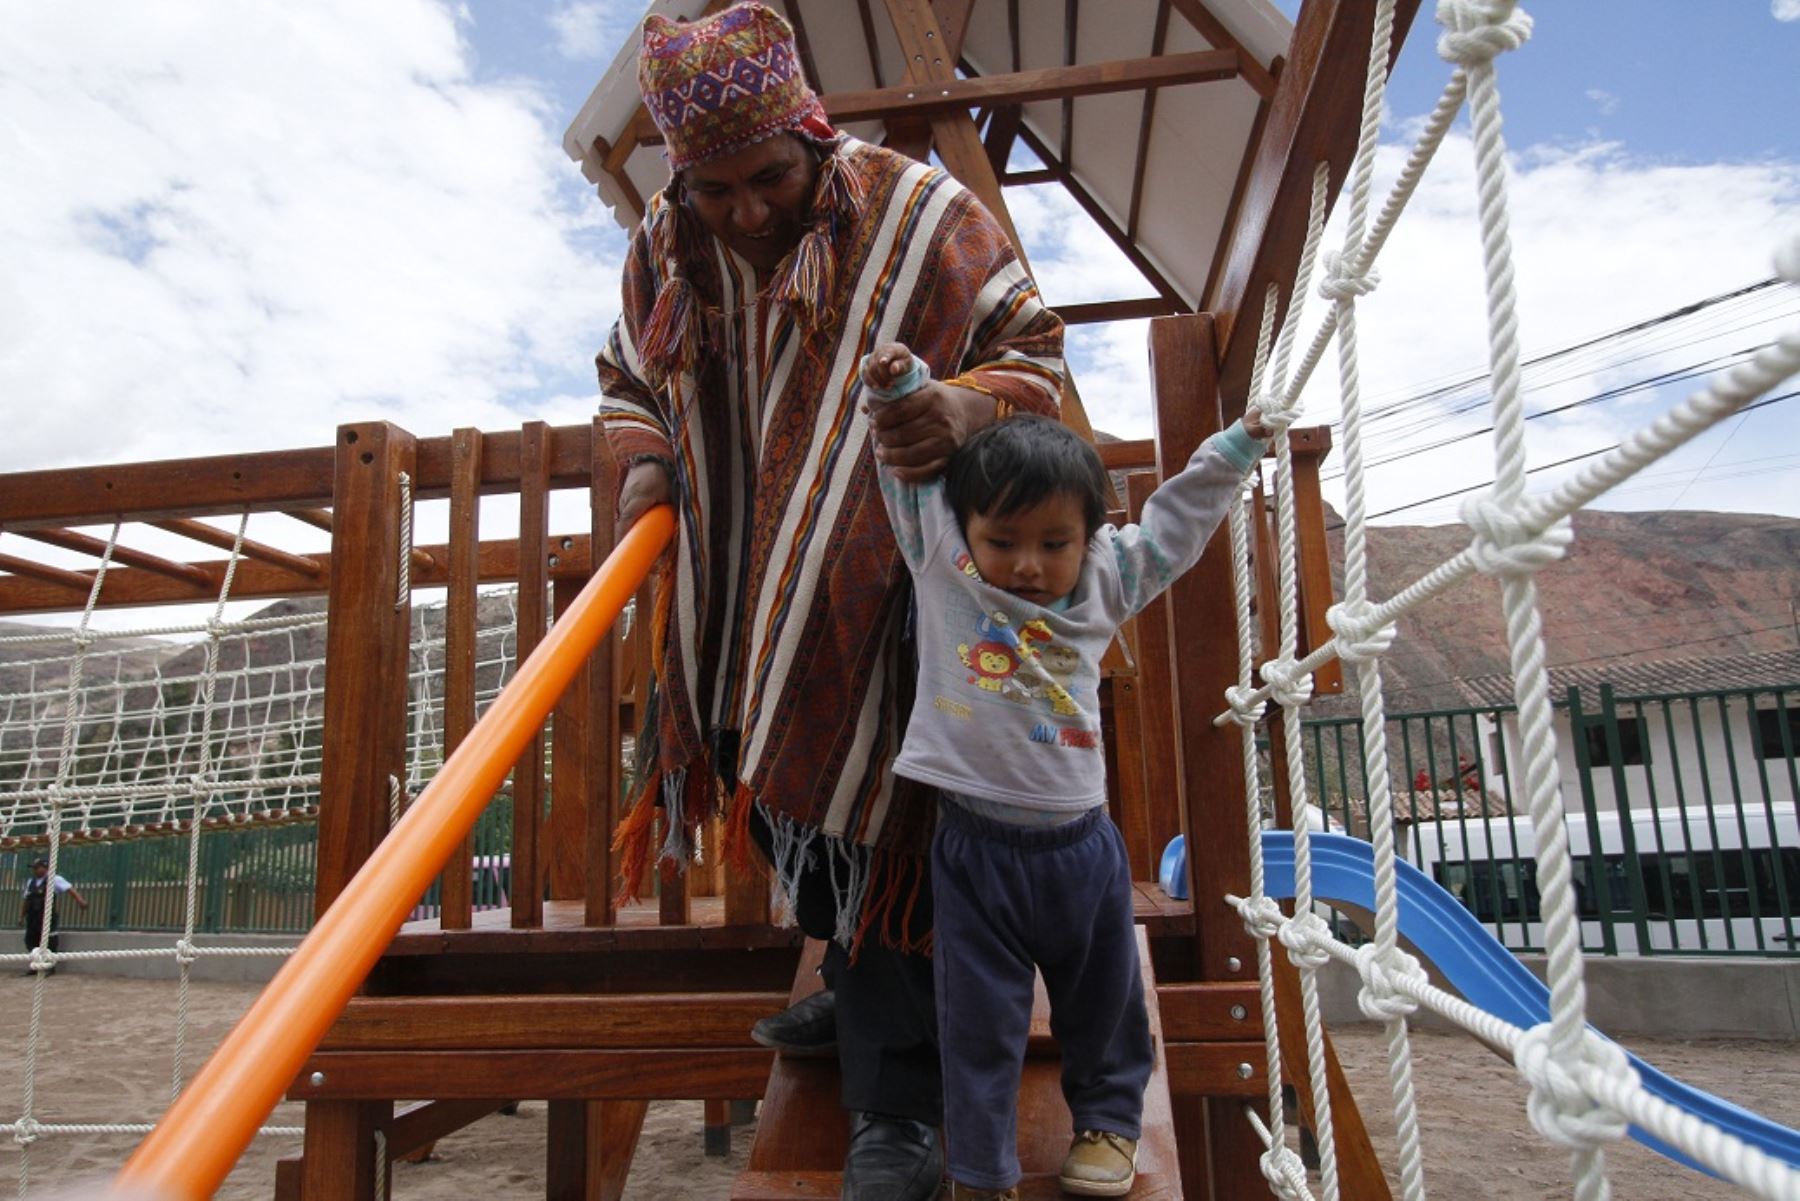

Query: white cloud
[
  {"left": 0, "top": 1, "right": 622, "bottom": 475},
  {"left": 1011, "top": 123, "right": 1800, "bottom": 524},
  {"left": 1585, "top": 88, "right": 1620, "bottom": 116},
  {"left": 1773, "top": 0, "right": 1800, "bottom": 22},
  {"left": 549, "top": 1, "right": 636, "bottom": 60}
]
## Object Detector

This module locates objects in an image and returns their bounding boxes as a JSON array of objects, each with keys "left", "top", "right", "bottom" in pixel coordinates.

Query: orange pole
[{"left": 112, "top": 506, "right": 674, "bottom": 1201}]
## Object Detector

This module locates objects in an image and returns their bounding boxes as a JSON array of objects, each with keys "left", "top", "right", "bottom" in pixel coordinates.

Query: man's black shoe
[
  {"left": 751, "top": 988, "right": 837, "bottom": 1057},
  {"left": 841, "top": 1112, "right": 943, "bottom": 1201}
]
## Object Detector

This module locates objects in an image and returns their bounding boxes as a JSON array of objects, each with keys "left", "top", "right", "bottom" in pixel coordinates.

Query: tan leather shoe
[
  {"left": 946, "top": 1183, "right": 1018, "bottom": 1200},
  {"left": 1058, "top": 1129, "right": 1139, "bottom": 1196}
]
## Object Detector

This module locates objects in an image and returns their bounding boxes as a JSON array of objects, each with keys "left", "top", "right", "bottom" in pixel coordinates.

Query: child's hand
[
  {"left": 862, "top": 343, "right": 917, "bottom": 394},
  {"left": 1243, "top": 406, "right": 1273, "bottom": 441}
]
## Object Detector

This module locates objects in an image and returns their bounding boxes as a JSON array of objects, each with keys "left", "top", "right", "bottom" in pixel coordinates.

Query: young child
[{"left": 861, "top": 345, "right": 1269, "bottom": 1199}]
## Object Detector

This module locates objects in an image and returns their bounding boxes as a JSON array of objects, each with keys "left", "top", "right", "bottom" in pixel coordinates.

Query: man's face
[
  {"left": 680, "top": 134, "right": 818, "bottom": 272},
  {"left": 30, "top": 863, "right": 46, "bottom": 878}
]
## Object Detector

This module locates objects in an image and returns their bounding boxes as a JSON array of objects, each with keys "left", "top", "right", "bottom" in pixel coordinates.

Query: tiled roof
[{"left": 1453, "top": 648, "right": 1800, "bottom": 711}]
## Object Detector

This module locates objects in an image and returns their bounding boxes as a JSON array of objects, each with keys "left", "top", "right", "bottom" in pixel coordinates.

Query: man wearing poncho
[{"left": 599, "top": 5, "right": 1063, "bottom": 1197}]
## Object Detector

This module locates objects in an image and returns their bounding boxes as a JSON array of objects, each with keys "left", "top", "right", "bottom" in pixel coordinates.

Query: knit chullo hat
[
  {"left": 637, "top": 2, "right": 831, "bottom": 171},
  {"left": 633, "top": 2, "right": 862, "bottom": 384}
]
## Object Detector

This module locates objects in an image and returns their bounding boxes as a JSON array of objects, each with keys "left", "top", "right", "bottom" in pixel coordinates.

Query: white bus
[{"left": 1398, "top": 803, "right": 1799, "bottom": 955}]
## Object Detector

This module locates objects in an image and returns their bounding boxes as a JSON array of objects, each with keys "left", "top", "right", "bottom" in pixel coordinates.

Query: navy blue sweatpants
[{"left": 931, "top": 802, "right": 1153, "bottom": 1190}]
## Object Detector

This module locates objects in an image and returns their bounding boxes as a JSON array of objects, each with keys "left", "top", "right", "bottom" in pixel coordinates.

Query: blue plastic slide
[{"left": 1159, "top": 831, "right": 1800, "bottom": 1175}]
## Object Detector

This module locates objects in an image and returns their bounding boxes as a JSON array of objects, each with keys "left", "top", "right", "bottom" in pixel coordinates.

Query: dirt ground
[{"left": 0, "top": 975, "right": 1792, "bottom": 1199}]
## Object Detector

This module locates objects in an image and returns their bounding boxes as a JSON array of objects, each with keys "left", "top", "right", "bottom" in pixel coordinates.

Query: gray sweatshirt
[{"left": 875, "top": 422, "right": 1264, "bottom": 817}]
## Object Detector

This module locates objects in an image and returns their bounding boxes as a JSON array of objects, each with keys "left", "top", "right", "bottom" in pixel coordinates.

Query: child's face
[{"left": 965, "top": 492, "right": 1088, "bottom": 607}]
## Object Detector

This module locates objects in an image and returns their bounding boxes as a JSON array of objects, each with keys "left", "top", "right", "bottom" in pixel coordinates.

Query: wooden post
[
  {"left": 1127, "top": 471, "right": 1186, "bottom": 869},
  {"left": 513, "top": 421, "right": 550, "bottom": 928},
  {"left": 551, "top": 576, "right": 594, "bottom": 901},
  {"left": 316, "top": 422, "right": 417, "bottom": 916},
  {"left": 1149, "top": 313, "right": 1265, "bottom": 1193},
  {"left": 300, "top": 1100, "right": 383, "bottom": 1201},
  {"left": 440, "top": 426, "right": 482, "bottom": 930},
  {"left": 587, "top": 418, "right": 622, "bottom": 926}
]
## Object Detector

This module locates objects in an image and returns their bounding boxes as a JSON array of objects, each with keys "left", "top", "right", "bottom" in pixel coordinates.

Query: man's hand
[
  {"left": 616, "top": 459, "right": 673, "bottom": 539},
  {"left": 868, "top": 382, "right": 995, "bottom": 482}
]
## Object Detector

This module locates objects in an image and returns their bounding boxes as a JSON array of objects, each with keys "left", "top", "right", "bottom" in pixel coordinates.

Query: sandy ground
[{"left": 0, "top": 975, "right": 1792, "bottom": 1199}]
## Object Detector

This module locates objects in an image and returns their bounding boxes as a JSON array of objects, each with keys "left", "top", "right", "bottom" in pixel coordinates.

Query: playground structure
[{"left": 0, "top": 0, "right": 1796, "bottom": 1198}]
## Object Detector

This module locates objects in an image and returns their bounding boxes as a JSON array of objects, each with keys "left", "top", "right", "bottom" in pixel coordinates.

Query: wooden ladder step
[{"left": 734, "top": 928, "right": 1182, "bottom": 1199}]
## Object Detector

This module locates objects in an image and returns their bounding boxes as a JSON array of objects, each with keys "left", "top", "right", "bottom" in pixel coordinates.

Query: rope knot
[
  {"left": 1223, "top": 684, "right": 1267, "bottom": 728},
  {"left": 1436, "top": 0, "right": 1533, "bottom": 66},
  {"left": 1461, "top": 494, "right": 1572, "bottom": 576},
  {"left": 1318, "top": 250, "right": 1380, "bottom": 302},
  {"left": 1259, "top": 657, "right": 1314, "bottom": 709},
  {"left": 11, "top": 1117, "right": 41, "bottom": 1147},
  {"left": 1513, "top": 1024, "right": 1635, "bottom": 1150},
  {"left": 1277, "top": 910, "right": 1333, "bottom": 970},
  {"left": 1325, "top": 601, "right": 1397, "bottom": 666},
  {"left": 1254, "top": 396, "right": 1299, "bottom": 434},
  {"left": 1353, "top": 943, "right": 1428, "bottom": 1021},
  {"left": 71, "top": 631, "right": 96, "bottom": 651},
  {"left": 1259, "top": 1146, "right": 1312, "bottom": 1201},
  {"left": 1234, "top": 894, "right": 1286, "bottom": 941},
  {"left": 26, "top": 946, "right": 53, "bottom": 974},
  {"left": 174, "top": 938, "right": 199, "bottom": 967}
]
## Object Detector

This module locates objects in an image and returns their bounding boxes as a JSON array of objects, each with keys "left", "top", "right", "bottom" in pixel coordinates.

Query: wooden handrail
[{"left": 111, "top": 506, "right": 675, "bottom": 1201}]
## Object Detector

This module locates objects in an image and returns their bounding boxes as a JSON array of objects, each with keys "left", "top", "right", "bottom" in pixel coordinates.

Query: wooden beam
[
  {"left": 984, "top": 103, "right": 1023, "bottom": 176},
  {"left": 13, "top": 528, "right": 213, "bottom": 589},
  {"left": 590, "top": 134, "right": 645, "bottom": 223},
  {"left": 1162, "top": 1041, "right": 1268, "bottom": 1096},
  {"left": 439, "top": 427, "right": 481, "bottom": 931},
  {"left": 384, "top": 1099, "right": 507, "bottom": 1160},
  {"left": 1000, "top": 167, "right": 1057, "bottom": 186},
  {"left": 1169, "top": 0, "right": 1279, "bottom": 98},
  {"left": 1200, "top": 65, "right": 1276, "bottom": 307},
  {"left": 1096, "top": 439, "right": 1156, "bottom": 471},
  {"left": 855, "top": 0, "right": 886, "bottom": 88},
  {"left": 1057, "top": 298, "right": 1183, "bottom": 325},
  {"left": 1061, "top": 0, "right": 1079, "bottom": 165},
  {"left": 1128, "top": 0, "right": 1175, "bottom": 241},
  {"left": 0, "top": 552, "right": 92, "bottom": 595},
  {"left": 291, "top": 1049, "right": 774, "bottom": 1101},
  {"left": 1208, "top": 0, "right": 1423, "bottom": 417},
  {"left": 809, "top": 49, "right": 1241, "bottom": 127},
  {"left": 784, "top": 0, "right": 825, "bottom": 92},
  {"left": 512, "top": 421, "right": 550, "bottom": 929},
  {"left": 151, "top": 518, "right": 324, "bottom": 578},
  {"left": 1126, "top": 473, "right": 1186, "bottom": 883},
  {"left": 1155, "top": 982, "right": 1264, "bottom": 1041},
  {"left": 284, "top": 507, "right": 334, "bottom": 533},
  {"left": 587, "top": 418, "right": 622, "bottom": 926},
  {"left": 321, "top": 993, "right": 790, "bottom": 1050},
  {"left": 301, "top": 1100, "right": 381, "bottom": 1201}
]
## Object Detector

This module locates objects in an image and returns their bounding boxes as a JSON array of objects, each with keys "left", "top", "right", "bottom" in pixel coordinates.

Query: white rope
[
  {"left": 1216, "top": 2, "right": 1800, "bottom": 1198},
  {"left": 396, "top": 471, "right": 414, "bottom": 610}
]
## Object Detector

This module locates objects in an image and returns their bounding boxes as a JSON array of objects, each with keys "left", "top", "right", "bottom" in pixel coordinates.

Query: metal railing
[{"left": 1299, "top": 682, "right": 1799, "bottom": 958}]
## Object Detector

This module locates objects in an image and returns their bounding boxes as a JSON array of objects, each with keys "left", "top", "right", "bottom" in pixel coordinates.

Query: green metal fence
[
  {"left": 0, "top": 796, "right": 518, "bottom": 939},
  {"left": 1299, "top": 682, "right": 1799, "bottom": 958}
]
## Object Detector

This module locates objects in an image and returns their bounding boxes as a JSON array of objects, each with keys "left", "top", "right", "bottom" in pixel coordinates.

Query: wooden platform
[{"left": 732, "top": 929, "right": 1184, "bottom": 1200}]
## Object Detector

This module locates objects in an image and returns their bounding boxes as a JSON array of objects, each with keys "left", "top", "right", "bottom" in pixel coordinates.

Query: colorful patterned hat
[{"left": 637, "top": 2, "right": 832, "bottom": 171}]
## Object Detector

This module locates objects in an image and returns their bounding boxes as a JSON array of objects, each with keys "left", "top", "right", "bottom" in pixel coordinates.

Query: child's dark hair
[{"left": 944, "top": 414, "right": 1107, "bottom": 537}]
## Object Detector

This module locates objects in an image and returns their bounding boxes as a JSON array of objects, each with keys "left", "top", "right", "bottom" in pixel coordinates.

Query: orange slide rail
[{"left": 112, "top": 506, "right": 675, "bottom": 1201}]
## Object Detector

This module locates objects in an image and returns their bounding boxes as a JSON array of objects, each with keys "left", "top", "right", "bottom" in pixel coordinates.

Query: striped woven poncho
[{"left": 599, "top": 137, "right": 1064, "bottom": 944}]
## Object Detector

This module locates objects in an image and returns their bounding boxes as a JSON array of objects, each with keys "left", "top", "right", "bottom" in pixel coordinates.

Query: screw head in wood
[
  {"left": 1237, "top": 1062, "right": 1254, "bottom": 1079},
  {"left": 309, "top": 1072, "right": 325, "bottom": 1086},
  {"left": 1231, "top": 1005, "right": 1248, "bottom": 1021},
  {"left": 1226, "top": 956, "right": 1242, "bottom": 972}
]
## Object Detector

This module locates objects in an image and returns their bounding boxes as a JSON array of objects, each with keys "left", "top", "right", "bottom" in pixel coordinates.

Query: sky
[{"left": 1, "top": 0, "right": 1797, "bottom": 589}]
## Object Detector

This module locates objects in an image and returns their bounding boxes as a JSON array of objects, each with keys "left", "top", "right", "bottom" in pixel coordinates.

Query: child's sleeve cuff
[{"left": 1214, "top": 421, "right": 1267, "bottom": 472}]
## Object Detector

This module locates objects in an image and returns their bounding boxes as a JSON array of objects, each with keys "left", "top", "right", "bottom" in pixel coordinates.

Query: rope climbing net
[
  {"left": 1219, "top": 2, "right": 1800, "bottom": 1199},
  {"left": 0, "top": 498, "right": 529, "bottom": 1195}
]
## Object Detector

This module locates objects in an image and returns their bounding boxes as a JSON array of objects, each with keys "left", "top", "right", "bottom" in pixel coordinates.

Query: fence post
[
  {"left": 109, "top": 840, "right": 132, "bottom": 930},
  {"left": 1597, "top": 684, "right": 1653, "bottom": 954},
  {"left": 1565, "top": 686, "right": 1618, "bottom": 955}
]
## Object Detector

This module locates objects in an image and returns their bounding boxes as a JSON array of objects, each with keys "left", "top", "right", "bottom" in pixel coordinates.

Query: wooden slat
[
  {"left": 322, "top": 993, "right": 789, "bottom": 1051},
  {"left": 284, "top": 507, "right": 334, "bottom": 532},
  {"left": 1168, "top": 0, "right": 1279, "bottom": 97},
  {"left": 1126, "top": 473, "right": 1186, "bottom": 878},
  {"left": 550, "top": 576, "right": 593, "bottom": 901},
  {"left": 384, "top": 1099, "right": 507, "bottom": 1160},
  {"left": 811, "top": 49, "right": 1241, "bottom": 126},
  {"left": 1110, "top": 673, "right": 1154, "bottom": 879},
  {"left": 1155, "top": 981, "right": 1263, "bottom": 1041},
  {"left": 1127, "top": 0, "right": 1174, "bottom": 240},
  {"left": 14, "top": 527, "right": 212, "bottom": 588},
  {"left": 1096, "top": 438, "right": 1156, "bottom": 471},
  {"left": 1200, "top": 64, "right": 1276, "bottom": 313},
  {"left": 588, "top": 418, "right": 622, "bottom": 926},
  {"left": 0, "top": 552, "right": 91, "bottom": 594},
  {"left": 1291, "top": 433, "right": 1343, "bottom": 696},
  {"left": 151, "top": 517, "right": 323, "bottom": 577},
  {"left": 1058, "top": 298, "right": 1183, "bottom": 326},
  {"left": 291, "top": 1049, "right": 773, "bottom": 1101},
  {"left": 512, "top": 421, "right": 550, "bottom": 929},
  {"left": 316, "top": 423, "right": 416, "bottom": 916},
  {"left": 440, "top": 427, "right": 482, "bottom": 931}
]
